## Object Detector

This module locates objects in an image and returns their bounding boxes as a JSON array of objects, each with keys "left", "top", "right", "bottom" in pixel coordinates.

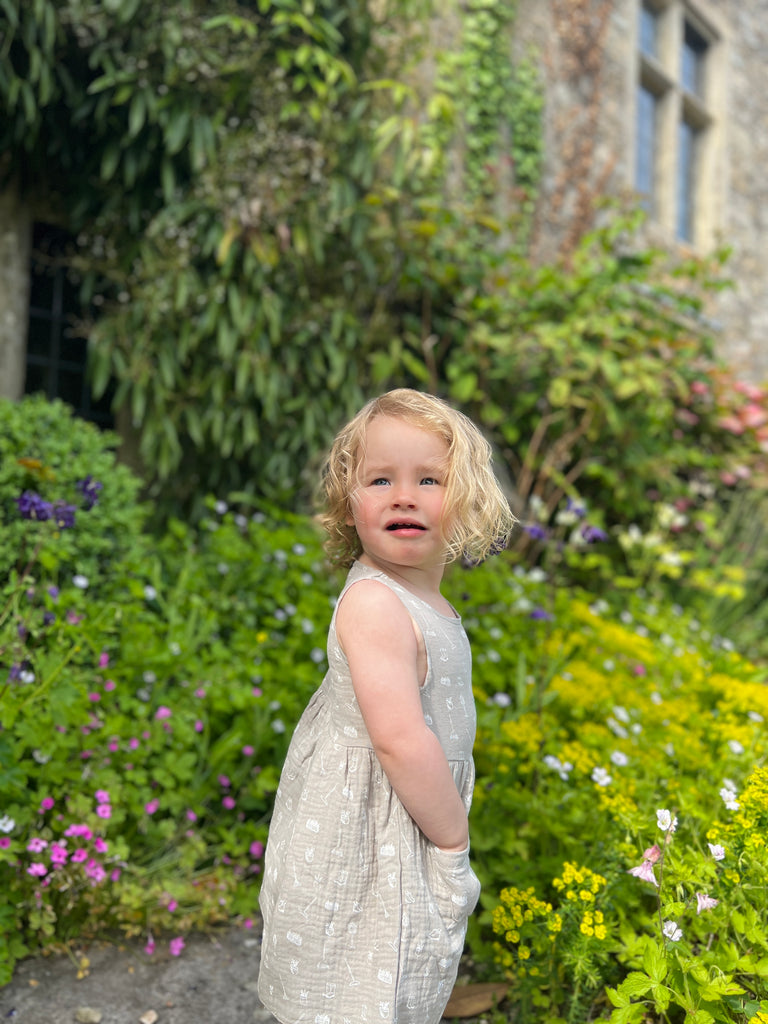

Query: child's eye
[
  {"left": 421, "top": 477, "right": 440, "bottom": 485},
  {"left": 371, "top": 477, "right": 390, "bottom": 486}
]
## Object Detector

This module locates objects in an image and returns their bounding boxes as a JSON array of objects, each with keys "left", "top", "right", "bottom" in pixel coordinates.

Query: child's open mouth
[{"left": 386, "top": 522, "right": 426, "bottom": 531}]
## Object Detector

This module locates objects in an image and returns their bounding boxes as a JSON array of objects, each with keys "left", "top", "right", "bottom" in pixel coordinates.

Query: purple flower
[
  {"left": 16, "top": 491, "right": 53, "bottom": 521},
  {"left": 581, "top": 523, "right": 608, "bottom": 543},
  {"left": 169, "top": 937, "right": 185, "bottom": 957},
  {"left": 52, "top": 501, "right": 77, "bottom": 529},
  {"left": 43, "top": 611, "right": 56, "bottom": 626},
  {"left": 530, "top": 607, "right": 554, "bottom": 621},
  {"left": 77, "top": 476, "right": 103, "bottom": 510},
  {"left": 566, "top": 497, "right": 587, "bottom": 519},
  {"left": 524, "top": 524, "right": 548, "bottom": 541}
]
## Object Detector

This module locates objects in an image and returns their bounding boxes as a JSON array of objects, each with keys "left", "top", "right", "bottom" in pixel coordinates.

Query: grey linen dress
[{"left": 258, "top": 561, "right": 480, "bottom": 1024}]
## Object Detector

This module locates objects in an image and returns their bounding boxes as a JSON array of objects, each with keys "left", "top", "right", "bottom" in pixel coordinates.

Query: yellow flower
[
  {"left": 518, "top": 947, "right": 531, "bottom": 960},
  {"left": 256, "top": 630, "right": 268, "bottom": 643},
  {"left": 579, "top": 889, "right": 594, "bottom": 902}
]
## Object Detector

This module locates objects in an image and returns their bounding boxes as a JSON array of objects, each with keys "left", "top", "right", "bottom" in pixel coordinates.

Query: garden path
[{"left": 0, "top": 927, "right": 277, "bottom": 1024}]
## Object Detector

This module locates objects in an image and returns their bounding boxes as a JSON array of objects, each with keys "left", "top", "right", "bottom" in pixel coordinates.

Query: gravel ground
[{"left": 0, "top": 927, "right": 278, "bottom": 1024}]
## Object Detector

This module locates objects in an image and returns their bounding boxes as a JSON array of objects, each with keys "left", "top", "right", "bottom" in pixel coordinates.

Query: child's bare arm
[{"left": 336, "top": 580, "right": 469, "bottom": 852}]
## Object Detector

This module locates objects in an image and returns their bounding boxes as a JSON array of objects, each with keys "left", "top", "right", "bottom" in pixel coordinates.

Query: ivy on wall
[{"left": 430, "top": 0, "right": 543, "bottom": 230}]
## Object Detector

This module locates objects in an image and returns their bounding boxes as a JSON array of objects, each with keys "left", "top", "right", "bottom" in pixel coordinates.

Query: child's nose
[{"left": 392, "top": 489, "right": 416, "bottom": 507}]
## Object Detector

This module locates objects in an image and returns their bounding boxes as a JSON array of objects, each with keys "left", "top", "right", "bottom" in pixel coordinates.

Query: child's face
[{"left": 346, "top": 416, "right": 450, "bottom": 573}]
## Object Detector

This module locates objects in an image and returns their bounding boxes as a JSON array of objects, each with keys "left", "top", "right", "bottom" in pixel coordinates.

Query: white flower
[
  {"left": 19, "top": 670, "right": 35, "bottom": 684},
  {"left": 527, "top": 567, "right": 547, "bottom": 583},
  {"left": 656, "top": 809, "right": 677, "bottom": 832},
  {"left": 272, "top": 719, "right": 286, "bottom": 734},
  {"left": 217, "top": 562, "right": 229, "bottom": 575},
  {"left": 514, "top": 597, "right": 533, "bottom": 613},
  {"left": 747, "top": 710, "right": 764, "bottom": 723},
  {"left": 696, "top": 893, "right": 719, "bottom": 914},
  {"left": 719, "top": 786, "right": 740, "bottom": 811},
  {"left": 143, "top": 671, "right": 157, "bottom": 684},
  {"left": 144, "top": 585, "right": 158, "bottom": 601},
  {"left": 612, "top": 705, "right": 631, "bottom": 723},
  {"left": 492, "top": 692, "right": 512, "bottom": 707},
  {"left": 610, "top": 751, "right": 629, "bottom": 767},
  {"left": 169, "top": 642, "right": 182, "bottom": 656},
  {"left": 592, "top": 767, "right": 612, "bottom": 787},
  {"left": 728, "top": 739, "right": 745, "bottom": 755},
  {"left": 650, "top": 692, "right": 663, "bottom": 705},
  {"left": 708, "top": 843, "right": 726, "bottom": 861},
  {"left": 234, "top": 514, "right": 248, "bottom": 529},
  {"left": 607, "top": 718, "right": 629, "bottom": 739},
  {"left": 487, "top": 649, "right": 501, "bottom": 663},
  {"left": 544, "top": 756, "right": 573, "bottom": 781},
  {"left": 310, "top": 648, "right": 326, "bottom": 664},
  {"left": 603, "top": 659, "right": 615, "bottom": 672},
  {"left": 292, "top": 543, "right": 306, "bottom": 555},
  {"left": 0, "top": 815, "right": 15, "bottom": 833},
  {"left": 72, "top": 574, "right": 89, "bottom": 589},
  {"left": 214, "top": 500, "right": 228, "bottom": 515},
  {"left": 662, "top": 920, "right": 683, "bottom": 942}
]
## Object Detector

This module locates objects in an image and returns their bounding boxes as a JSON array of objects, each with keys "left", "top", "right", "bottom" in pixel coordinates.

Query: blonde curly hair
[{"left": 319, "top": 389, "right": 515, "bottom": 568}]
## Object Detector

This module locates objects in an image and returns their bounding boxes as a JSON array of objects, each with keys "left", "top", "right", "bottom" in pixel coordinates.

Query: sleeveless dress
[{"left": 257, "top": 561, "right": 480, "bottom": 1024}]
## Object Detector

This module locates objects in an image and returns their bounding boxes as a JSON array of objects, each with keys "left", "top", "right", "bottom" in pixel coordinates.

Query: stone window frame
[{"left": 631, "top": 0, "right": 727, "bottom": 250}]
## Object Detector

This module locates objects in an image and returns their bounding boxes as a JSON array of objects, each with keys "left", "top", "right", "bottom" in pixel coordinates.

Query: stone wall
[
  {"left": 0, "top": 184, "right": 31, "bottom": 399},
  {"left": 511, "top": 0, "right": 768, "bottom": 380}
]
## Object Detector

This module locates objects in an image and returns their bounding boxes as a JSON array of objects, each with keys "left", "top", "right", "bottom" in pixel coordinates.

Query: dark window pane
[
  {"left": 25, "top": 224, "right": 114, "bottom": 428},
  {"left": 57, "top": 368, "right": 86, "bottom": 409},
  {"left": 24, "top": 362, "right": 54, "bottom": 398},
  {"left": 682, "top": 21, "right": 708, "bottom": 96},
  {"left": 27, "top": 315, "right": 56, "bottom": 359},
  {"left": 636, "top": 84, "right": 657, "bottom": 211},
  {"left": 640, "top": 4, "right": 659, "bottom": 58},
  {"left": 677, "top": 119, "right": 698, "bottom": 241}
]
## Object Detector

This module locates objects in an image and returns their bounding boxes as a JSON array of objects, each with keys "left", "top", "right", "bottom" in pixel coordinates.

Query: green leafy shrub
[
  {"left": 0, "top": 395, "right": 146, "bottom": 588},
  {"left": 442, "top": 554, "right": 768, "bottom": 1024},
  {"left": 0, "top": 488, "right": 338, "bottom": 983}
]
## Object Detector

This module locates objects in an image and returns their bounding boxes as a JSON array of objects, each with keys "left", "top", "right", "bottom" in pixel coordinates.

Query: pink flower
[
  {"left": 155, "top": 706, "right": 172, "bottom": 720},
  {"left": 717, "top": 415, "right": 745, "bottom": 435},
  {"left": 110, "top": 867, "right": 121, "bottom": 882},
  {"left": 218, "top": 775, "right": 230, "bottom": 788},
  {"left": 145, "top": 799, "right": 159, "bottom": 815},
  {"left": 194, "top": 688, "right": 206, "bottom": 698},
  {"left": 144, "top": 937, "right": 156, "bottom": 956},
  {"left": 242, "top": 745, "right": 254, "bottom": 757},
  {"left": 85, "top": 859, "right": 106, "bottom": 883},
  {"left": 632, "top": 663, "right": 646, "bottom": 676},
  {"left": 734, "top": 380, "right": 765, "bottom": 401},
  {"left": 186, "top": 809, "right": 197, "bottom": 822},
  {"left": 0, "top": 837, "right": 11, "bottom": 849},
  {"left": 109, "top": 740, "right": 119, "bottom": 752},
  {"left": 642, "top": 845, "right": 662, "bottom": 864},
  {"left": 95, "top": 789, "right": 110, "bottom": 804},
  {"left": 40, "top": 797, "right": 55, "bottom": 812},
  {"left": 167, "top": 899, "right": 178, "bottom": 912},
  {"left": 96, "top": 804, "right": 112, "bottom": 820},
  {"left": 690, "top": 380, "right": 709, "bottom": 396},
  {"left": 65, "top": 825, "right": 93, "bottom": 840},
  {"left": 129, "top": 737, "right": 140, "bottom": 750},
  {"left": 696, "top": 892, "right": 719, "bottom": 914},
  {"left": 708, "top": 842, "right": 726, "bottom": 861},
  {"left": 222, "top": 796, "right": 236, "bottom": 810},
  {"left": 27, "top": 837, "right": 49, "bottom": 853},
  {"left": 252, "top": 686, "right": 262, "bottom": 697},
  {"left": 71, "top": 848, "right": 88, "bottom": 863},
  {"left": 88, "top": 692, "right": 101, "bottom": 702},
  {"left": 243, "top": 918, "right": 254, "bottom": 929},
  {"left": 194, "top": 720, "right": 204, "bottom": 733},
  {"left": 27, "top": 862, "right": 48, "bottom": 877},
  {"left": 98, "top": 652, "right": 110, "bottom": 669},
  {"left": 94, "top": 838, "right": 109, "bottom": 854},
  {"left": 104, "top": 680, "right": 116, "bottom": 692},
  {"left": 249, "top": 841, "right": 265, "bottom": 859},
  {"left": 628, "top": 860, "right": 658, "bottom": 887},
  {"left": 741, "top": 403, "right": 768, "bottom": 429},
  {"left": 50, "top": 843, "right": 69, "bottom": 866},
  {"left": 169, "top": 937, "right": 185, "bottom": 957}
]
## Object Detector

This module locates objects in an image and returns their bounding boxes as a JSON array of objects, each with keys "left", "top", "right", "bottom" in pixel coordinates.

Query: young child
[{"left": 258, "top": 389, "right": 514, "bottom": 1024}]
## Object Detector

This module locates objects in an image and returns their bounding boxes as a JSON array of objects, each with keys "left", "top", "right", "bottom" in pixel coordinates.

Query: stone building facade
[{"left": 508, "top": 0, "right": 768, "bottom": 379}]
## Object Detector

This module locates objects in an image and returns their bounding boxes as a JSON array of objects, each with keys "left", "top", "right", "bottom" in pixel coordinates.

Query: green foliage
[
  {"left": 0, "top": 395, "right": 146, "bottom": 586},
  {"left": 441, "top": 553, "right": 768, "bottom": 1024},
  {"left": 0, "top": 487, "right": 339, "bottom": 982}
]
